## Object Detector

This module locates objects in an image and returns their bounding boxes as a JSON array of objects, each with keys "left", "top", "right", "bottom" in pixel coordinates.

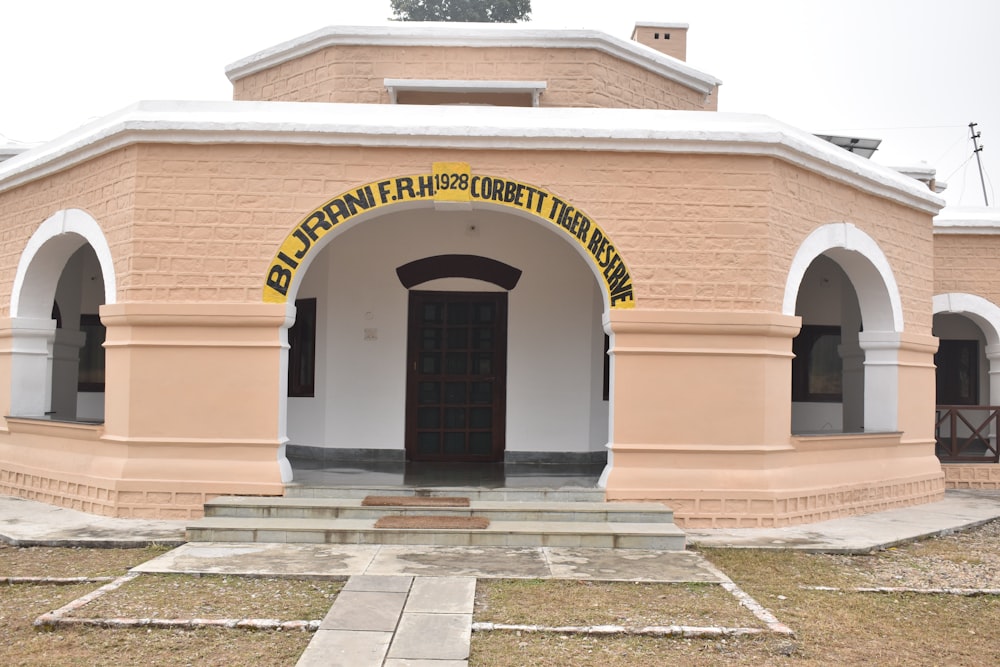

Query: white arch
[
  {"left": 782, "top": 222, "right": 903, "bottom": 333},
  {"left": 933, "top": 293, "right": 1000, "bottom": 348},
  {"left": 11, "top": 208, "right": 117, "bottom": 319}
]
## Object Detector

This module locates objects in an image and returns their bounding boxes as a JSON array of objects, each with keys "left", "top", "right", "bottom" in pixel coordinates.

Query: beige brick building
[{"left": 1, "top": 21, "right": 989, "bottom": 526}]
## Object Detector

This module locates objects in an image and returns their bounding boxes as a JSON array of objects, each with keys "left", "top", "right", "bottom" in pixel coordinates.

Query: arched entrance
[
  {"left": 265, "top": 163, "right": 634, "bottom": 482},
  {"left": 932, "top": 293, "right": 1000, "bottom": 461},
  {"left": 784, "top": 222, "right": 903, "bottom": 434},
  {"left": 9, "top": 209, "right": 116, "bottom": 421}
]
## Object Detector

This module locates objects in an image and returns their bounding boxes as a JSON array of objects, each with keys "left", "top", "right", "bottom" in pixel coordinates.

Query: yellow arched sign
[{"left": 263, "top": 162, "right": 634, "bottom": 309}]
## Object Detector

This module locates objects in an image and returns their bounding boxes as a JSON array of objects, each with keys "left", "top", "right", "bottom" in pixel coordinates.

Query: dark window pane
[
  {"left": 443, "top": 432, "right": 466, "bottom": 455},
  {"left": 936, "top": 339, "right": 979, "bottom": 405},
  {"left": 287, "top": 298, "right": 316, "bottom": 398},
  {"left": 418, "top": 407, "right": 440, "bottom": 429},
  {"left": 445, "top": 407, "right": 465, "bottom": 428},
  {"left": 419, "top": 382, "right": 441, "bottom": 404},
  {"left": 470, "top": 407, "right": 492, "bottom": 429},
  {"left": 445, "top": 351, "right": 468, "bottom": 374},
  {"left": 420, "top": 352, "right": 441, "bottom": 375},
  {"left": 447, "top": 302, "right": 469, "bottom": 325},
  {"left": 471, "top": 381, "right": 492, "bottom": 404},
  {"left": 472, "top": 353, "right": 492, "bottom": 375},
  {"left": 422, "top": 303, "right": 443, "bottom": 323},
  {"left": 791, "top": 325, "right": 842, "bottom": 402},
  {"left": 474, "top": 303, "right": 495, "bottom": 323},
  {"left": 446, "top": 328, "right": 468, "bottom": 349},
  {"left": 472, "top": 328, "right": 493, "bottom": 349},
  {"left": 77, "top": 314, "right": 106, "bottom": 392},
  {"left": 469, "top": 432, "right": 492, "bottom": 456},
  {"left": 422, "top": 328, "right": 442, "bottom": 350},
  {"left": 418, "top": 432, "right": 441, "bottom": 455},
  {"left": 444, "top": 382, "right": 466, "bottom": 404}
]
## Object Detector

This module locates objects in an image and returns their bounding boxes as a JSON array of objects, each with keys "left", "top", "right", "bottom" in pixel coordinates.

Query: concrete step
[
  {"left": 285, "top": 484, "right": 606, "bottom": 502},
  {"left": 204, "top": 496, "right": 674, "bottom": 524},
  {"left": 184, "top": 516, "right": 686, "bottom": 550}
]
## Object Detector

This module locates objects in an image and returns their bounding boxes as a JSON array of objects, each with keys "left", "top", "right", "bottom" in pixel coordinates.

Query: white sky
[{"left": 3, "top": 0, "right": 998, "bottom": 207}]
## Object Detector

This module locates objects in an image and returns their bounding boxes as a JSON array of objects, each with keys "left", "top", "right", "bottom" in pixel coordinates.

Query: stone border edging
[
  {"left": 803, "top": 585, "right": 1000, "bottom": 596},
  {"left": 2, "top": 576, "right": 115, "bottom": 585},
  {"left": 32, "top": 571, "right": 320, "bottom": 631},
  {"left": 472, "top": 622, "right": 769, "bottom": 638}
]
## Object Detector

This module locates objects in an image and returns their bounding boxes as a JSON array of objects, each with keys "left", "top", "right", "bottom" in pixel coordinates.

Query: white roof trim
[
  {"left": 0, "top": 100, "right": 942, "bottom": 213},
  {"left": 933, "top": 206, "right": 1000, "bottom": 234},
  {"left": 632, "top": 22, "right": 690, "bottom": 30},
  {"left": 384, "top": 79, "right": 547, "bottom": 105},
  {"left": 225, "top": 24, "right": 720, "bottom": 97}
]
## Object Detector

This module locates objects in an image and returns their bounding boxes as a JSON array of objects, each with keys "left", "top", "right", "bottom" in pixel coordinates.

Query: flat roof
[
  {"left": 225, "top": 23, "right": 721, "bottom": 97},
  {"left": 0, "top": 100, "right": 943, "bottom": 213}
]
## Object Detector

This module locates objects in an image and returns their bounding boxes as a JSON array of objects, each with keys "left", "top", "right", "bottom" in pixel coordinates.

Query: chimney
[{"left": 631, "top": 22, "right": 688, "bottom": 61}]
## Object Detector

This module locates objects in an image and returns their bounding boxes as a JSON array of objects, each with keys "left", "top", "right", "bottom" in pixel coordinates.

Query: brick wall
[
  {"left": 231, "top": 45, "right": 714, "bottom": 111},
  {"left": 0, "top": 149, "right": 137, "bottom": 314},
  {"left": 768, "top": 161, "right": 936, "bottom": 333},
  {"left": 934, "top": 234, "right": 1000, "bottom": 303}
]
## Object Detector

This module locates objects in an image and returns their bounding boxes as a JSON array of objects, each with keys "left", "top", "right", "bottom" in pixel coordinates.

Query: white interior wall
[
  {"left": 284, "top": 206, "right": 607, "bottom": 454},
  {"left": 791, "top": 255, "right": 850, "bottom": 433}
]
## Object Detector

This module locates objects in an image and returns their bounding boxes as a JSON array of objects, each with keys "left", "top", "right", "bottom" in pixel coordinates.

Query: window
[
  {"left": 935, "top": 339, "right": 979, "bottom": 405},
  {"left": 77, "top": 314, "right": 105, "bottom": 392},
  {"left": 602, "top": 334, "right": 610, "bottom": 401},
  {"left": 792, "top": 325, "right": 842, "bottom": 402},
  {"left": 287, "top": 298, "right": 317, "bottom": 398}
]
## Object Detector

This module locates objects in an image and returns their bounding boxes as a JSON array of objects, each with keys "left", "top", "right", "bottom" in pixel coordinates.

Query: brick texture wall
[
  {"left": 0, "top": 145, "right": 931, "bottom": 318},
  {"left": 231, "top": 45, "right": 715, "bottom": 111},
  {"left": 0, "top": 149, "right": 137, "bottom": 314},
  {"left": 934, "top": 234, "right": 1000, "bottom": 303},
  {"left": 769, "top": 161, "right": 936, "bottom": 333}
]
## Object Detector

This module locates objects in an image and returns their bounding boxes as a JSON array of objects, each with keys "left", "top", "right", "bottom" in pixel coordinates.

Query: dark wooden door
[{"left": 405, "top": 291, "right": 507, "bottom": 462}]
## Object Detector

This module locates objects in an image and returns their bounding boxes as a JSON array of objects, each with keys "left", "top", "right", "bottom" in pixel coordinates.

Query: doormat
[
  {"left": 362, "top": 495, "right": 470, "bottom": 507},
  {"left": 374, "top": 516, "right": 490, "bottom": 529}
]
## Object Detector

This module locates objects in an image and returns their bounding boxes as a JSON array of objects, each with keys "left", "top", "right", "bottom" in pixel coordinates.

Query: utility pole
[{"left": 970, "top": 122, "right": 989, "bottom": 206}]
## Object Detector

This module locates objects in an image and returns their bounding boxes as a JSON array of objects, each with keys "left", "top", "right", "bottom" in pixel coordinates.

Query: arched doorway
[
  {"left": 784, "top": 222, "right": 903, "bottom": 434},
  {"left": 932, "top": 293, "right": 1000, "bottom": 461},
  {"left": 265, "top": 165, "right": 633, "bottom": 483},
  {"left": 9, "top": 209, "right": 116, "bottom": 421}
]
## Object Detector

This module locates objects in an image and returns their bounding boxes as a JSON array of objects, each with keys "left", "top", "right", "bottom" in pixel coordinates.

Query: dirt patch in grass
[
  {"left": 475, "top": 579, "right": 762, "bottom": 629},
  {"left": 0, "top": 545, "right": 338, "bottom": 666},
  {"left": 474, "top": 523, "right": 1000, "bottom": 666},
  {"left": 76, "top": 573, "right": 342, "bottom": 621},
  {"left": 471, "top": 633, "right": 799, "bottom": 667},
  {"left": 0, "top": 544, "right": 168, "bottom": 578},
  {"left": 1, "top": 582, "right": 313, "bottom": 667}
]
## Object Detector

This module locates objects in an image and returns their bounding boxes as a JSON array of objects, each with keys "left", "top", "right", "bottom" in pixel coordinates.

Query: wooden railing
[{"left": 935, "top": 406, "right": 1000, "bottom": 463}]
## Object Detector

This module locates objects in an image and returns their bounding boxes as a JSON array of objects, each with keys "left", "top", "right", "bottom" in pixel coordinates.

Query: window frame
[
  {"left": 287, "top": 298, "right": 317, "bottom": 398},
  {"left": 792, "top": 325, "right": 843, "bottom": 403}
]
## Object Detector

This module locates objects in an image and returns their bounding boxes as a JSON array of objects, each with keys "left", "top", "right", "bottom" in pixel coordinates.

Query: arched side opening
[
  {"left": 9, "top": 209, "right": 116, "bottom": 421},
  {"left": 784, "top": 222, "right": 903, "bottom": 434},
  {"left": 268, "top": 165, "right": 627, "bottom": 482},
  {"left": 932, "top": 293, "right": 1000, "bottom": 461}
]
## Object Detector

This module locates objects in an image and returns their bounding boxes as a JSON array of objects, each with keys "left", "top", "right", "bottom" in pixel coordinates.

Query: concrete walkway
[
  {"left": 296, "top": 575, "right": 473, "bottom": 667},
  {"left": 4, "top": 489, "right": 1000, "bottom": 666}
]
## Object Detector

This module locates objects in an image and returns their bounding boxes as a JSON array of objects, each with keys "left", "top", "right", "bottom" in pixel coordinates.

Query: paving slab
[
  {"left": 387, "top": 612, "right": 472, "bottom": 661},
  {"left": 344, "top": 574, "right": 414, "bottom": 593},
  {"left": 131, "top": 542, "right": 378, "bottom": 576},
  {"left": 321, "top": 590, "right": 409, "bottom": 631},
  {"left": 544, "top": 547, "right": 722, "bottom": 581},
  {"left": 363, "top": 545, "right": 553, "bottom": 578},
  {"left": 296, "top": 629, "right": 392, "bottom": 667},
  {"left": 132, "top": 543, "right": 728, "bottom": 583},
  {"left": 405, "top": 577, "right": 476, "bottom": 614},
  {"left": 686, "top": 490, "right": 1000, "bottom": 553},
  {"left": 0, "top": 495, "right": 186, "bottom": 547}
]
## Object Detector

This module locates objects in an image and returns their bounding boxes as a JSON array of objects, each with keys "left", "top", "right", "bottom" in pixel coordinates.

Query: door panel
[{"left": 406, "top": 291, "right": 507, "bottom": 462}]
